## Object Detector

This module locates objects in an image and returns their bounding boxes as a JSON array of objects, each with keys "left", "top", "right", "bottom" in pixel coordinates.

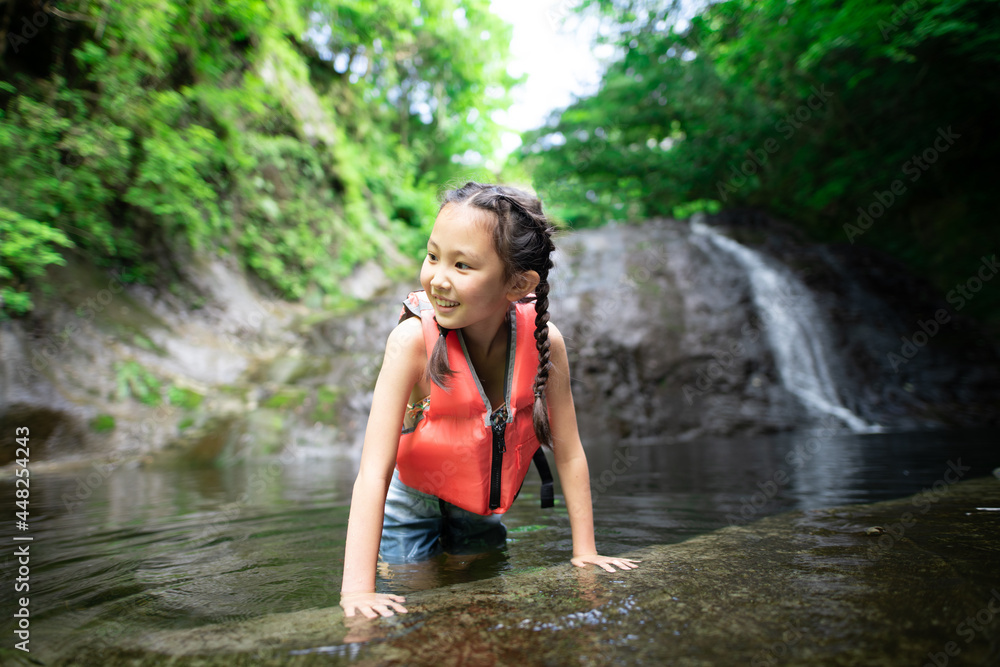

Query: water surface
[{"left": 4, "top": 427, "right": 998, "bottom": 657}]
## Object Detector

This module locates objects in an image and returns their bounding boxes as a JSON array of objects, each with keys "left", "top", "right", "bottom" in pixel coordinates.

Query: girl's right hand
[{"left": 340, "top": 592, "right": 408, "bottom": 618}]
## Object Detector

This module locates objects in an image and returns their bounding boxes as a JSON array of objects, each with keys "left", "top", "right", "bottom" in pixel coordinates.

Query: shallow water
[{"left": 4, "top": 427, "right": 998, "bottom": 657}]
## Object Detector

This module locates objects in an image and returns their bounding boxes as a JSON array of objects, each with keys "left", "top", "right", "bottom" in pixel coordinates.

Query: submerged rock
[{"left": 28, "top": 475, "right": 1000, "bottom": 666}]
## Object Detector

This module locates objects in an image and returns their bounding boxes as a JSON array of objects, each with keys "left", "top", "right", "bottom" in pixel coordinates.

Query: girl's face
[{"left": 420, "top": 203, "right": 515, "bottom": 332}]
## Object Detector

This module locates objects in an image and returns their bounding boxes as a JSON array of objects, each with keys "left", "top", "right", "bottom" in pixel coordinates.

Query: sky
[
  {"left": 488, "top": 0, "right": 615, "bottom": 159},
  {"left": 486, "top": 0, "right": 702, "bottom": 164}
]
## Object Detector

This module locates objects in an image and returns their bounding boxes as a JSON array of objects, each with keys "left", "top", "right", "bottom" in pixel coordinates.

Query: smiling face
[{"left": 419, "top": 203, "right": 516, "bottom": 333}]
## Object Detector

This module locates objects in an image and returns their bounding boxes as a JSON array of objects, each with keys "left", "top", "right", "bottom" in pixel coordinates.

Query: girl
[{"left": 340, "top": 182, "right": 640, "bottom": 619}]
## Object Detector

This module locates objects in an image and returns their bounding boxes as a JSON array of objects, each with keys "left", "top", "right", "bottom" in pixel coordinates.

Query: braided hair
[{"left": 425, "top": 182, "right": 557, "bottom": 449}]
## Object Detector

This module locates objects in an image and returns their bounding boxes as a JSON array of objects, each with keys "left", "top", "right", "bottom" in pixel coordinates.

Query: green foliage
[
  {"left": 89, "top": 414, "right": 117, "bottom": 433},
  {"left": 114, "top": 360, "right": 162, "bottom": 406},
  {"left": 167, "top": 385, "right": 205, "bottom": 410},
  {"left": 261, "top": 386, "right": 308, "bottom": 409},
  {"left": 1, "top": 0, "right": 514, "bottom": 316},
  {"left": 0, "top": 206, "right": 72, "bottom": 315},
  {"left": 519, "top": 0, "right": 999, "bottom": 320},
  {"left": 311, "top": 385, "right": 340, "bottom": 424}
]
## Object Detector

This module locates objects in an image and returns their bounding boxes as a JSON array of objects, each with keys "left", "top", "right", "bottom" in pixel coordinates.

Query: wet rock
[{"left": 31, "top": 475, "right": 1000, "bottom": 666}]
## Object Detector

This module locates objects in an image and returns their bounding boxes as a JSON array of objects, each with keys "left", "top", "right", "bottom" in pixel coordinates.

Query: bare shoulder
[
  {"left": 545, "top": 321, "right": 569, "bottom": 368},
  {"left": 384, "top": 316, "right": 427, "bottom": 374},
  {"left": 389, "top": 315, "right": 424, "bottom": 346}
]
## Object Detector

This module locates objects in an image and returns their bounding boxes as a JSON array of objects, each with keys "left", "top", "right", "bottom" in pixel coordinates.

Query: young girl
[{"left": 340, "top": 182, "right": 640, "bottom": 619}]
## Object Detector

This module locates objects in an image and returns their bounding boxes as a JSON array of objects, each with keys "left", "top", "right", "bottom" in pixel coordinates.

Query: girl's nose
[{"left": 430, "top": 269, "right": 450, "bottom": 291}]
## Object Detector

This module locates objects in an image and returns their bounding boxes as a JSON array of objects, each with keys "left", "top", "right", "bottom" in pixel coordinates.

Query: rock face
[
  {"left": 0, "top": 255, "right": 309, "bottom": 466},
  {"left": 2, "top": 214, "right": 998, "bottom": 466},
  {"left": 546, "top": 212, "right": 1000, "bottom": 445},
  {"left": 23, "top": 474, "right": 1000, "bottom": 666}
]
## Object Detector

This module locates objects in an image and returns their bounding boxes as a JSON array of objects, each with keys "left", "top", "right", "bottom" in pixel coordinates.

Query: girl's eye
[
  {"left": 456, "top": 262, "right": 471, "bottom": 270},
  {"left": 426, "top": 252, "right": 438, "bottom": 262}
]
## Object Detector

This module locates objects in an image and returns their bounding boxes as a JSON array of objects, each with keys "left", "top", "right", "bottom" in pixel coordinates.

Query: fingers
[
  {"left": 344, "top": 599, "right": 409, "bottom": 619},
  {"left": 573, "top": 556, "right": 642, "bottom": 571},
  {"left": 613, "top": 559, "right": 640, "bottom": 570},
  {"left": 375, "top": 601, "right": 408, "bottom": 617}
]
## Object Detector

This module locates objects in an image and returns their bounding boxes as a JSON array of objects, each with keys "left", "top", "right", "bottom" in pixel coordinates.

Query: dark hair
[{"left": 426, "top": 182, "right": 557, "bottom": 448}]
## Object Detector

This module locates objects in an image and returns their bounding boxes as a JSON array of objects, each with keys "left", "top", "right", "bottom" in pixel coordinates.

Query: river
[{"left": 7, "top": 425, "right": 998, "bottom": 662}]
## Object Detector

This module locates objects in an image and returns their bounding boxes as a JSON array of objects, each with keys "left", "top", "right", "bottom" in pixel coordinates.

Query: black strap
[{"left": 533, "top": 448, "right": 554, "bottom": 508}]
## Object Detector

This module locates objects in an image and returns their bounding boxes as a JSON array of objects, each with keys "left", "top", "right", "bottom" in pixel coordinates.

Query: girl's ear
[{"left": 508, "top": 270, "right": 540, "bottom": 302}]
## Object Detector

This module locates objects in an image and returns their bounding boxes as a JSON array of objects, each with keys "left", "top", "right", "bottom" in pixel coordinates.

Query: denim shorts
[{"left": 379, "top": 469, "right": 507, "bottom": 564}]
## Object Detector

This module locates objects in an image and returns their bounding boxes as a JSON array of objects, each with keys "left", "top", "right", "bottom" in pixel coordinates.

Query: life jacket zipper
[
  {"left": 489, "top": 407, "right": 508, "bottom": 510},
  {"left": 455, "top": 306, "right": 515, "bottom": 512}
]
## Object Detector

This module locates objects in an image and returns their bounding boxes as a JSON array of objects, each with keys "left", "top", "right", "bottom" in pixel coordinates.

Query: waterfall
[{"left": 690, "top": 220, "right": 878, "bottom": 433}]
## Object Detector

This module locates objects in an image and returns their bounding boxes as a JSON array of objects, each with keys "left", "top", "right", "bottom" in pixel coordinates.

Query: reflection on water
[{"left": 4, "top": 427, "right": 998, "bottom": 659}]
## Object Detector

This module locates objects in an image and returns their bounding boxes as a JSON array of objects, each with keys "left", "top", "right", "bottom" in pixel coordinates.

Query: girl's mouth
[{"left": 433, "top": 296, "right": 459, "bottom": 309}]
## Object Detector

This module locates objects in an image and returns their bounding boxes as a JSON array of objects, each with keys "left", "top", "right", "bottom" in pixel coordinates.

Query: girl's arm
[
  {"left": 546, "top": 322, "right": 640, "bottom": 573},
  {"left": 340, "top": 317, "right": 426, "bottom": 618}
]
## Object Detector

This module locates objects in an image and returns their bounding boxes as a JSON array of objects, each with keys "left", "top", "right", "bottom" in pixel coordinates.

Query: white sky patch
[
  {"left": 489, "top": 0, "right": 607, "bottom": 159},
  {"left": 486, "top": 0, "right": 708, "bottom": 164}
]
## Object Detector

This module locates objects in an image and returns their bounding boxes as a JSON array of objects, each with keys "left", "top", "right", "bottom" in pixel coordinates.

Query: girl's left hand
[{"left": 571, "top": 554, "right": 641, "bottom": 572}]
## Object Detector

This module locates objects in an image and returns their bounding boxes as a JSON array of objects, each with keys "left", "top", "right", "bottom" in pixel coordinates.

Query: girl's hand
[
  {"left": 571, "top": 554, "right": 641, "bottom": 572},
  {"left": 340, "top": 592, "right": 408, "bottom": 618}
]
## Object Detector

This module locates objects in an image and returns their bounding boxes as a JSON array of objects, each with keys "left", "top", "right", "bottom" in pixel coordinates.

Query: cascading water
[{"left": 690, "top": 219, "right": 877, "bottom": 432}]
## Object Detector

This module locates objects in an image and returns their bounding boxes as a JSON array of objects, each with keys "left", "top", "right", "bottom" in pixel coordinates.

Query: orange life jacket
[{"left": 395, "top": 290, "right": 553, "bottom": 515}]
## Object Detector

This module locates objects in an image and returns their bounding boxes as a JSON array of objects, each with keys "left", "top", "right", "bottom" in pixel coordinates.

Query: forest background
[{"left": 1, "top": 0, "right": 997, "bottom": 327}]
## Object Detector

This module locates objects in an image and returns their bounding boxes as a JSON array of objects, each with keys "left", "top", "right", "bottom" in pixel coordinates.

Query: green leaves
[
  {"left": 515, "top": 0, "right": 999, "bottom": 320},
  {"left": 1, "top": 0, "right": 518, "bottom": 316},
  {"left": 0, "top": 207, "right": 73, "bottom": 316}
]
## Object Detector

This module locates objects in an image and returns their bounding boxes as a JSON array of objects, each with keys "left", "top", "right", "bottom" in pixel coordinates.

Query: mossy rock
[
  {"left": 89, "top": 414, "right": 116, "bottom": 433},
  {"left": 261, "top": 386, "right": 308, "bottom": 410},
  {"left": 38, "top": 476, "right": 1000, "bottom": 666},
  {"left": 309, "top": 386, "right": 340, "bottom": 424}
]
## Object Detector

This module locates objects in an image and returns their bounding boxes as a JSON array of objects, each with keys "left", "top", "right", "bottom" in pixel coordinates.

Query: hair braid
[
  {"left": 427, "top": 320, "right": 453, "bottom": 389},
  {"left": 531, "top": 263, "right": 554, "bottom": 448}
]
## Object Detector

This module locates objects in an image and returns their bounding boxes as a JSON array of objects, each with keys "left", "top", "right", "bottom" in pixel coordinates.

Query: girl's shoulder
[
  {"left": 544, "top": 321, "right": 570, "bottom": 371},
  {"left": 387, "top": 315, "right": 426, "bottom": 356},
  {"left": 378, "top": 316, "right": 428, "bottom": 388},
  {"left": 545, "top": 320, "right": 565, "bottom": 344}
]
